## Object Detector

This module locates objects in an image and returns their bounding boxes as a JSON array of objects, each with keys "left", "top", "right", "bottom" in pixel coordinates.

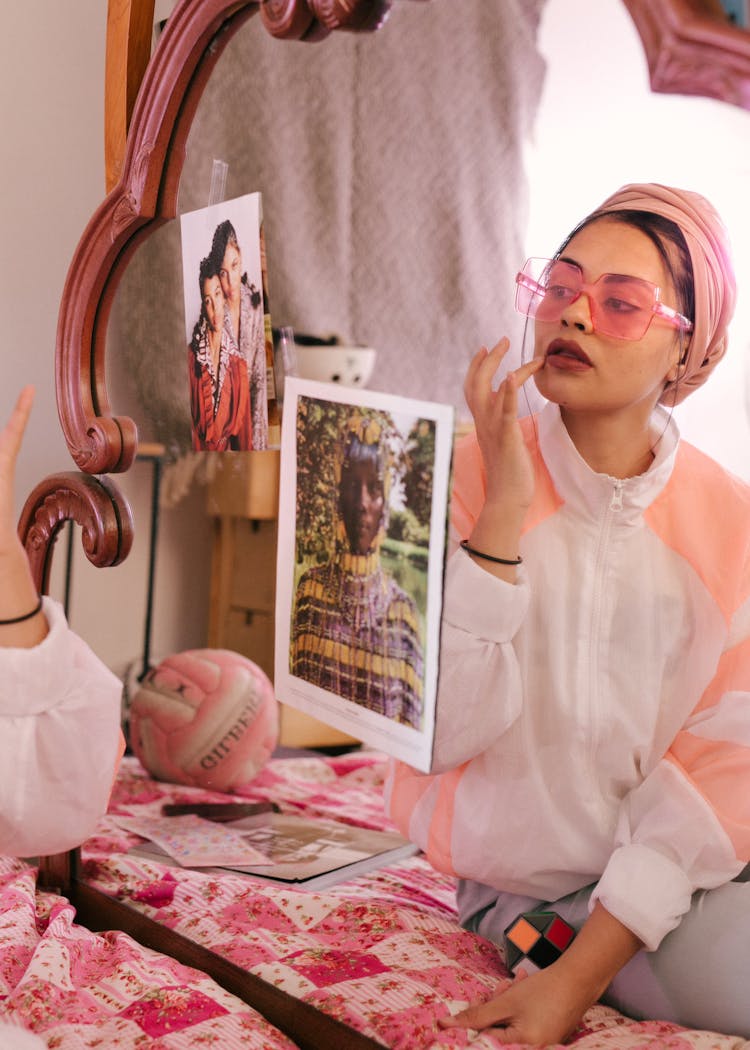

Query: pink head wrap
[{"left": 589, "top": 183, "right": 736, "bottom": 405}]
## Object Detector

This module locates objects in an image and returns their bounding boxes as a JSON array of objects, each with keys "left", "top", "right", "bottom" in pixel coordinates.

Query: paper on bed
[{"left": 114, "top": 813, "right": 272, "bottom": 867}]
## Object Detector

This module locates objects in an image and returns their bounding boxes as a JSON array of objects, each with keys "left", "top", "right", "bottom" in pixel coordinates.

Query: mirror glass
[
  {"left": 106, "top": 0, "right": 547, "bottom": 462},
  {"left": 79, "top": 0, "right": 750, "bottom": 974}
]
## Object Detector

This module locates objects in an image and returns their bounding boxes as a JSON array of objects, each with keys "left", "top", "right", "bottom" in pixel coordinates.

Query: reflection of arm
[
  {"left": 0, "top": 387, "right": 47, "bottom": 649},
  {"left": 0, "top": 390, "right": 123, "bottom": 856}
]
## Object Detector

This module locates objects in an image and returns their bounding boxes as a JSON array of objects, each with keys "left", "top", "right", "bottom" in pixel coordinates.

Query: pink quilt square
[
  {"left": 282, "top": 947, "right": 388, "bottom": 988},
  {"left": 119, "top": 986, "right": 228, "bottom": 1036}
]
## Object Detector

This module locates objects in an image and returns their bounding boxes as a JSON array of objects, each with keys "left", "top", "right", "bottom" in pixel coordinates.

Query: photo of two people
[{"left": 180, "top": 192, "right": 273, "bottom": 452}]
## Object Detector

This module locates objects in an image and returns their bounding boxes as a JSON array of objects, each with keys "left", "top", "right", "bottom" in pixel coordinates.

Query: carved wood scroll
[
  {"left": 623, "top": 0, "right": 750, "bottom": 109},
  {"left": 58, "top": 0, "right": 424, "bottom": 479},
  {"left": 19, "top": 472, "right": 133, "bottom": 597},
  {"left": 260, "top": 0, "right": 394, "bottom": 38}
]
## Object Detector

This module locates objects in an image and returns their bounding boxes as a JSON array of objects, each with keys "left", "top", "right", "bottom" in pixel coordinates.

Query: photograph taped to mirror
[
  {"left": 275, "top": 378, "right": 454, "bottom": 772},
  {"left": 180, "top": 191, "right": 279, "bottom": 452}
]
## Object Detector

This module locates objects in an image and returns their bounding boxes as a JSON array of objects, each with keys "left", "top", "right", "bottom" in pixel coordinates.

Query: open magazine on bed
[{"left": 124, "top": 808, "right": 418, "bottom": 890}]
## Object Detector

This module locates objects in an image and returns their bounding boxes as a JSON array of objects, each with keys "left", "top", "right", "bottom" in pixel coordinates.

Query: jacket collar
[{"left": 536, "top": 401, "right": 679, "bottom": 521}]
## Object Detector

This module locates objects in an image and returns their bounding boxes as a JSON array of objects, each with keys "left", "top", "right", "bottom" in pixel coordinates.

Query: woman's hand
[
  {"left": 465, "top": 339, "right": 544, "bottom": 514},
  {"left": 0, "top": 387, "right": 34, "bottom": 558},
  {"left": 439, "top": 964, "right": 588, "bottom": 1046},
  {"left": 0, "top": 387, "right": 48, "bottom": 646},
  {"left": 440, "top": 904, "right": 642, "bottom": 1045},
  {"left": 462, "top": 339, "right": 544, "bottom": 580}
]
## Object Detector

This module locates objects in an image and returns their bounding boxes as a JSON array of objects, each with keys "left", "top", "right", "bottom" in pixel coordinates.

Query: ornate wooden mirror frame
[{"left": 15, "top": 0, "right": 750, "bottom": 1046}]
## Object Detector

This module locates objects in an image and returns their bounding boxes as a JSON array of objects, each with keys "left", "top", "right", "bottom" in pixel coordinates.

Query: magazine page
[
  {"left": 274, "top": 378, "right": 454, "bottom": 772},
  {"left": 220, "top": 812, "right": 417, "bottom": 883}
]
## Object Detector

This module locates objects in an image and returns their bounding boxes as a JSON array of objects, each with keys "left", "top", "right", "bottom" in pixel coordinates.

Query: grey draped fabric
[{"left": 109, "top": 0, "right": 547, "bottom": 478}]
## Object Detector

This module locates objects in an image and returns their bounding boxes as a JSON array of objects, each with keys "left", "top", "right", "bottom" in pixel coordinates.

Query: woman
[
  {"left": 386, "top": 183, "right": 750, "bottom": 1041},
  {"left": 0, "top": 387, "right": 123, "bottom": 857},
  {"left": 292, "top": 413, "right": 424, "bottom": 729},
  {"left": 188, "top": 255, "right": 252, "bottom": 451},
  {"left": 211, "top": 220, "right": 268, "bottom": 450}
]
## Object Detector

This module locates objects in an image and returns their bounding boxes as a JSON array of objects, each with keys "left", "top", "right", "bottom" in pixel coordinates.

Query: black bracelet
[
  {"left": 460, "top": 539, "right": 522, "bottom": 566},
  {"left": 0, "top": 595, "right": 43, "bottom": 625}
]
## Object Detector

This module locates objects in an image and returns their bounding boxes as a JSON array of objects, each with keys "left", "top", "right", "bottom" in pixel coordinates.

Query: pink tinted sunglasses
[{"left": 515, "top": 257, "right": 693, "bottom": 341}]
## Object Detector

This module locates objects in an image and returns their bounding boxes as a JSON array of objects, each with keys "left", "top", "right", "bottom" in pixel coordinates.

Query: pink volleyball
[{"left": 129, "top": 649, "right": 278, "bottom": 792}]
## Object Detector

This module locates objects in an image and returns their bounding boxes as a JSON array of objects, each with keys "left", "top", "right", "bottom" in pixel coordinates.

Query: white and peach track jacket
[{"left": 386, "top": 401, "right": 750, "bottom": 951}]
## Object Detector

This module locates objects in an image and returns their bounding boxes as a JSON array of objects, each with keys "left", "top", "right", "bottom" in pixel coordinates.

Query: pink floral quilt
[
  {"left": 0, "top": 855, "right": 297, "bottom": 1048},
  {"left": 64, "top": 751, "right": 748, "bottom": 1050}
]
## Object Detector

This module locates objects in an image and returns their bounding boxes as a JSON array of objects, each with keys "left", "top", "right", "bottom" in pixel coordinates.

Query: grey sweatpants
[{"left": 459, "top": 868, "right": 750, "bottom": 1038}]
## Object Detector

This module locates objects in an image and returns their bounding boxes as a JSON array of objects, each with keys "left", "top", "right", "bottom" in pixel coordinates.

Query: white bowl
[{"left": 294, "top": 345, "right": 377, "bottom": 388}]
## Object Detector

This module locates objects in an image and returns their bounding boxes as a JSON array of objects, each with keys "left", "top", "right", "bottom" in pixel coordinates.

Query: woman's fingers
[
  {"left": 512, "top": 355, "right": 545, "bottom": 386},
  {"left": 439, "top": 995, "right": 513, "bottom": 1031},
  {"left": 465, "top": 341, "right": 506, "bottom": 406},
  {"left": 466, "top": 341, "right": 543, "bottom": 397},
  {"left": 0, "top": 387, "right": 34, "bottom": 472},
  {"left": 496, "top": 356, "right": 544, "bottom": 423},
  {"left": 465, "top": 340, "right": 510, "bottom": 407},
  {"left": 467, "top": 344, "right": 543, "bottom": 419},
  {"left": 0, "top": 388, "right": 34, "bottom": 554},
  {"left": 478, "top": 338, "right": 512, "bottom": 388},
  {"left": 463, "top": 346, "right": 487, "bottom": 406}
]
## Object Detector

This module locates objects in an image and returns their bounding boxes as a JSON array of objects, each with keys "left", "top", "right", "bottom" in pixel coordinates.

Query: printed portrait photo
[
  {"left": 275, "top": 379, "right": 454, "bottom": 772},
  {"left": 180, "top": 192, "right": 275, "bottom": 452}
]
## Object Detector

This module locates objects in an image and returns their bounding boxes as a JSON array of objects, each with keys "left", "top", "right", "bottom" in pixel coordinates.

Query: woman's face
[
  {"left": 532, "top": 218, "right": 686, "bottom": 420},
  {"left": 202, "top": 275, "right": 225, "bottom": 333},
  {"left": 339, "top": 457, "right": 385, "bottom": 555},
  {"left": 219, "top": 243, "right": 242, "bottom": 305}
]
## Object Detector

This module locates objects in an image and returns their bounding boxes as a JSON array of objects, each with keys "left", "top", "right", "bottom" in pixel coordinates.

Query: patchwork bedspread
[{"left": 2, "top": 751, "right": 748, "bottom": 1049}]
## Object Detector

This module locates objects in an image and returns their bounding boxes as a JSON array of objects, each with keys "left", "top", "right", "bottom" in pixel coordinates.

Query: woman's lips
[{"left": 545, "top": 340, "right": 593, "bottom": 371}]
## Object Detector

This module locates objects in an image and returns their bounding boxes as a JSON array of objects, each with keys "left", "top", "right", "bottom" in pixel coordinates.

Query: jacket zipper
[{"left": 587, "top": 478, "right": 623, "bottom": 804}]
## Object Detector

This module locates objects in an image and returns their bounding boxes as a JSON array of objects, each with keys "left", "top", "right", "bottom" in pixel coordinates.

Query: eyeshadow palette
[{"left": 503, "top": 909, "right": 576, "bottom": 976}]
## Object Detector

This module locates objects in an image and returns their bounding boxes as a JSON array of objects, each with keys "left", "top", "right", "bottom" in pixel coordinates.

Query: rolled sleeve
[
  {"left": 443, "top": 547, "right": 530, "bottom": 642},
  {"left": 0, "top": 598, "right": 77, "bottom": 717},
  {"left": 431, "top": 550, "right": 529, "bottom": 771},
  {"left": 591, "top": 844, "right": 694, "bottom": 951}
]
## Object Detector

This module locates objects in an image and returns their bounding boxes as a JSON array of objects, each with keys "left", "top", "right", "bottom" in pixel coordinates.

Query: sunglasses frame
[{"left": 515, "top": 258, "right": 693, "bottom": 341}]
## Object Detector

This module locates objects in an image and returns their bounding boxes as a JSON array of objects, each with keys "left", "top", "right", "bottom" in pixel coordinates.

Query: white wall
[
  {"left": 1, "top": 3, "right": 106, "bottom": 506},
  {"left": 527, "top": 0, "right": 750, "bottom": 479}
]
